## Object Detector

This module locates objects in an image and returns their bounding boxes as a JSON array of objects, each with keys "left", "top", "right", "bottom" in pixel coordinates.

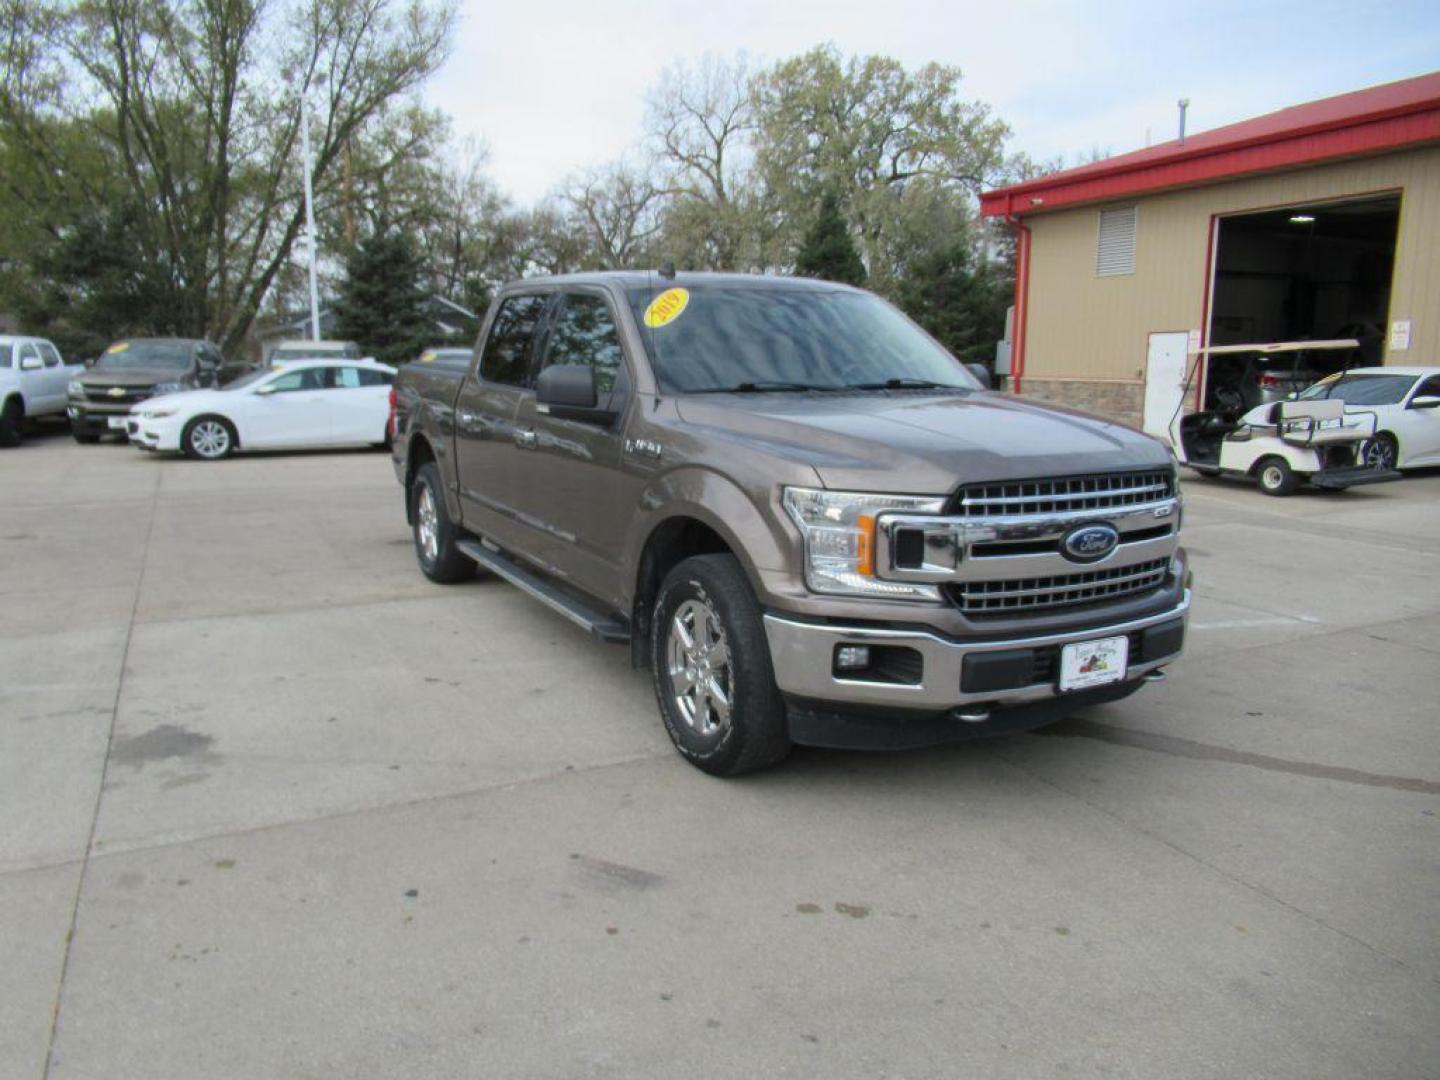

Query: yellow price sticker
[
  {"left": 643, "top": 287, "right": 690, "bottom": 329},
  {"left": 419, "top": 351, "right": 436, "bottom": 363},
  {"left": 106, "top": 342, "right": 130, "bottom": 354}
]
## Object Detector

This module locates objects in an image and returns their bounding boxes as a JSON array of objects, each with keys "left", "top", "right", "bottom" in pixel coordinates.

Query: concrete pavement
[{"left": 2, "top": 431, "right": 1437, "bottom": 1079}]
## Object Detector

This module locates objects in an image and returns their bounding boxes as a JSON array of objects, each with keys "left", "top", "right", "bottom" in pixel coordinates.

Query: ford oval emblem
[{"left": 1061, "top": 523, "right": 1120, "bottom": 564}]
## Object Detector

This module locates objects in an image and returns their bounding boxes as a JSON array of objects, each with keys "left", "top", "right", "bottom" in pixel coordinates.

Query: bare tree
[{"left": 561, "top": 160, "right": 663, "bottom": 269}]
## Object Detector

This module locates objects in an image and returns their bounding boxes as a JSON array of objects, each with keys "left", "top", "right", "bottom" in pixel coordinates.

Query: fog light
[{"left": 835, "top": 645, "right": 871, "bottom": 672}]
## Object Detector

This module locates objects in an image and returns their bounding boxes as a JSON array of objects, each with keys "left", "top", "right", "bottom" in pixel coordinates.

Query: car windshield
[
  {"left": 221, "top": 369, "right": 272, "bottom": 391},
  {"left": 1299, "top": 373, "right": 1416, "bottom": 406},
  {"left": 624, "top": 284, "right": 978, "bottom": 394},
  {"left": 96, "top": 341, "right": 193, "bottom": 370},
  {"left": 0, "top": 344, "right": 11, "bottom": 368}
]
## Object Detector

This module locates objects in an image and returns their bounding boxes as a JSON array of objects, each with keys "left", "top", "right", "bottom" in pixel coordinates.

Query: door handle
[{"left": 514, "top": 428, "right": 537, "bottom": 449}]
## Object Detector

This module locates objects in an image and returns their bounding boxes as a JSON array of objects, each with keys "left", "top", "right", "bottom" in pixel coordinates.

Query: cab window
[
  {"left": 479, "top": 294, "right": 548, "bottom": 387},
  {"left": 541, "top": 293, "right": 625, "bottom": 396},
  {"left": 40, "top": 343, "right": 62, "bottom": 367}
]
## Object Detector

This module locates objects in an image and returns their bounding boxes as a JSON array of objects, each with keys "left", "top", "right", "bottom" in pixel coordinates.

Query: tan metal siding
[{"left": 1022, "top": 145, "right": 1440, "bottom": 382}]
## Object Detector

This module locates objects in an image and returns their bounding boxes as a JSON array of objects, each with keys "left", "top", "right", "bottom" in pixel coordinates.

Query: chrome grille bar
[
  {"left": 957, "top": 471, "right": 1175, "bottom": 518},
  {"left": 952, "top": 558, "right": 1170, "bottom": 615}
]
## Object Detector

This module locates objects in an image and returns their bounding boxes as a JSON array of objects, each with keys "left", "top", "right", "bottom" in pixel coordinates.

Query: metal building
[{"left": 979, "top": 72, "right": 1440, "bottom": 435}]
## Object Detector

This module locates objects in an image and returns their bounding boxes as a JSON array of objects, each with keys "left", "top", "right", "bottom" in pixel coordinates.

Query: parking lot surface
[{"left": 2, "top": 431, "right": 1438, "bottom": 1080}]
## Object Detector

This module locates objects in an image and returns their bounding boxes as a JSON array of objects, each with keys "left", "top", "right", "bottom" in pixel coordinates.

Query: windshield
[
  {"left": 624, "top": 284, "right": 978, "bottom": 394},
  {"left": 1299, "top": 373, "right": 1416, "bottom": 406},
  {"left": 221, "top": 369, "right": 273, "bottom": 391},
  {"left": 96, "top": 340, "right": 193, "bottom": 370}
]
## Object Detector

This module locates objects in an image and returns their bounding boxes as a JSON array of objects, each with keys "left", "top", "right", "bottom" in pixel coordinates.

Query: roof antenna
[
  {"left": 1177, "top": 98, "right": 1190, "bottom": 146},
  {"left": 658, "top": 259, "right": 676, "bottom": 280}
]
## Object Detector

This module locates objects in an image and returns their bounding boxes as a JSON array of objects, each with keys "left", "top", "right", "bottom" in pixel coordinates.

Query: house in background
[{"left": 981, "top": 71, "right": 1440, "bottom": 436}]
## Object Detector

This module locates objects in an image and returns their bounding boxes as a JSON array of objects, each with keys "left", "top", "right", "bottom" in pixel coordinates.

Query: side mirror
[
  {"left": 965, "top": 362, "right": 993, "bottom": 389},
  {"left": 536, "top": 363, "right": 616, "bottom": 423},
  {"left": 20, "top": 355, "right": 42, "bottom": 372},
  {"left": 1410, "top": 394, "right": 1440, "bottom": 410}
]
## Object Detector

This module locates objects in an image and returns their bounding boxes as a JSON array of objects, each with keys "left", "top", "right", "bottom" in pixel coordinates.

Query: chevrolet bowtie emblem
[{"left": 107, "top": 387, "right": 126, "bottom": 398}]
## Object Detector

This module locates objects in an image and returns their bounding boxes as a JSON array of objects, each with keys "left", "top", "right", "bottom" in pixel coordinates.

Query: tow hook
[
  {"left": 1143, "top": 669, "right": 1167, "bottom": 683},
  {"left": 952, "top": 706, "right": 991, "bottom": 724}
]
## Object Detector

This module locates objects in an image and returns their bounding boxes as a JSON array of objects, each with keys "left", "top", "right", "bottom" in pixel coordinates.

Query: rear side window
[
  {"left": 333, "top": 366, "right": 392, "bottom": 388},
  {"left": 542, "top": 293, "right": 624, "bottom": 394},
  {"left": 40, "top": 343, "right": 62, "bottom": 367},
  {"left": 480, "top": 295, "right": 548, "bottom": 387}
]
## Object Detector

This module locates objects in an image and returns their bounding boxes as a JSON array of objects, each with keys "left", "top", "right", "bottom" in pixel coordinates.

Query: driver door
[
  {"left": 1397, "top": 375, "right": 1440, "bottom": 466},
  {"left": 245, "top": 366, "right": 331, "bottom": 447}
]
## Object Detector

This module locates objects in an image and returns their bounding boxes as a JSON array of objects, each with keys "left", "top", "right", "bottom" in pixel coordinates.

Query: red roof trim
[{"left": 981, "top": 72, "right": 1440, "bottom": 217}]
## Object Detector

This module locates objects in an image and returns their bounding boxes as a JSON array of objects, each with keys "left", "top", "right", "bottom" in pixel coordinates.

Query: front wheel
[
  {"left": 1362, "top": 432, "right": 1398, "bottom": 471},
  {"left": 651, "top": 554, "right": 790, "bottom": 776},
  {"left": 182, "top": 415, "right": 237, "bottom": 460},
  {"left": 410, "top": 462, "right": 474, "bottom": 583},
  {"left": 1256, "top": 455, "right": 1297, "bottom": 496}
]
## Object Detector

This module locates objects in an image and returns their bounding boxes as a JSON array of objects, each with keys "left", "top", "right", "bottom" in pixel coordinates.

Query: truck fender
[{"left": 403, "top": 430, "right": 463, "bottom": 525}]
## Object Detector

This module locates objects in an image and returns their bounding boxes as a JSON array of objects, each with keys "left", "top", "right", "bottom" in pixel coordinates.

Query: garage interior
[{"left": 1203, "top": 194, "right": 1400, "bottom": 410}]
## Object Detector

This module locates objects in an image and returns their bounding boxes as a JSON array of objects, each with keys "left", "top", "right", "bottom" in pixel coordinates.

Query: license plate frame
[
  {"left": 107, "top": 416, "right": 129, "bottom": 431},
  {"left": 1058, "top": 635, "right": 1129, "bottom": 692}
]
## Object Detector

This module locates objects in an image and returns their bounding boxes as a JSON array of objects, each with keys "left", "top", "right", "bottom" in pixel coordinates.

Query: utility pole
[{"left": 301, "top": 99, "right": 321, "bottom": 342}]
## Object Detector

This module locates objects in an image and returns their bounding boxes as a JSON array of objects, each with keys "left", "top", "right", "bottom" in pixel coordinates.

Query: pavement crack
[
  {"left": 42, "top": 467, "right": 162, "bottom": 1080},
  {"left": 986, "top": 744, "right": 1432, "bottom": 984}
]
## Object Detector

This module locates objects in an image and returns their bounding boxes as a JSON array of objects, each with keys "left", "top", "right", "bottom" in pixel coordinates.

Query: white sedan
[
  {"left": 1291, "top": 366, "right": 1440, "bottom": 470},
  {"left": 128, "top": 359, "right": 396, "bottom": 460}
]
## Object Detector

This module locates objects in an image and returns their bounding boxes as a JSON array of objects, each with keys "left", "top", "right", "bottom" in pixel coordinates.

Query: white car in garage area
[
  {"left": 127, "top": 359, "right": 396, "bottom": 460},
  {"left": 1291, "top": 366, "right": 1440, "bottom": 470}
]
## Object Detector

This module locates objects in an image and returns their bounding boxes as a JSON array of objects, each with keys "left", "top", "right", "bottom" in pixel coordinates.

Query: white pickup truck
[{"left": 1, "top": 335, "right": 83, "bottom": 446}]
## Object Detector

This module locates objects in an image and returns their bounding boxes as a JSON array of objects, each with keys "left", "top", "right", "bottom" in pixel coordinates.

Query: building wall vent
[{"left": 1097, "top": 206, "right": 1138, "bottom": 277}]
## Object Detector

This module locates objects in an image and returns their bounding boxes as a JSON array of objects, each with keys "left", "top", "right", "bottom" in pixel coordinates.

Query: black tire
[
  {"left": 1256, "top": 455, "right": 1297, "bottom": 496},
  {"left": 1362, "top": 432, "right": 1398, "bottom": 472},
  {"left": 0, "top": 397, "right": 22, "bottom": 447},
  {"left": 651, "top": 553, "right": 790, "bottom": 776},
  {"left": 410, "top": 461, "right": 475, "bottom": 584},
  {"left": 181, "top": 415, "right": 237, "bottom": 460}
]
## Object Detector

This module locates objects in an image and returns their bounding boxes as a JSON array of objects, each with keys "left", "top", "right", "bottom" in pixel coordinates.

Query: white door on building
[{"left": 1143, "top": 332, "right": 1192, "bottom": 441}]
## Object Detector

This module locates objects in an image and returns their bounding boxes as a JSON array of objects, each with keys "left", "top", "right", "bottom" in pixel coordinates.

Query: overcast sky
[{"left": 423, "top": 0, "right": 1440, "bottom": 205}]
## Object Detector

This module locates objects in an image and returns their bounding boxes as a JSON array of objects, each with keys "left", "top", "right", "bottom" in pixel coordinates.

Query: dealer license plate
[
  {"left": 1058, "top": 635, "right": 1129, "bottom": 692},
  {"left": 107, "top": 416, "right": 129, "bottom": 430}
]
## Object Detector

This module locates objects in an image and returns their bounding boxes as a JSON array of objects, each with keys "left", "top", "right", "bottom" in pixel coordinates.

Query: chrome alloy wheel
[
  {"left": 666, "top": 597, "right": 733, "bottom": 739},
  {"left": 190, "top": 419, "right": 230, "bottom": 459},
  {"left": 1362, "top": 436, "right": 1397, "bottom": 471},
  {"left": 416, "top": 483, "right": 440, "bottom": 563}
]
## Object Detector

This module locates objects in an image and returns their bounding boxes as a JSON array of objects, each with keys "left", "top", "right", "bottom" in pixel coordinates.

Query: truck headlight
[{"left": 782, "top": 487, "right": 945, "bottom": 600}]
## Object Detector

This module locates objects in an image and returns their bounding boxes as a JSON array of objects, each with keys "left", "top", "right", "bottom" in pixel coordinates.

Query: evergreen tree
[
  {"left": 794, "top": 192, "right": 867, "bottom": 285},
  {"left": 334, "top": 229, "right": 432, "bottom": 365},
  {"left": 893, "top": 241, "right": 1007, "bottom": 367}
]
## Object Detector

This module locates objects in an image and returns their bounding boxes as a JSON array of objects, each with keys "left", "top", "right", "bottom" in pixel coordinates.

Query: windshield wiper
[
  {"left": 690, "top": 381, "right": 843, "bottom": 393},
  {"left": 843, "top": 378, "right": 962, "bottom": 391}
]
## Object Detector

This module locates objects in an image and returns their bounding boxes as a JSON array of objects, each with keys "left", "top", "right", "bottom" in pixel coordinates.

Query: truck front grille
[
  {"left": 83, "top": 387, "right": 152, "bottom": 405},
  {"left": 955, "top": 470, "right": 1175, "bottom": 518},
  {"left": 950, "top": 557, "right": 1171, "bottom": 616}
]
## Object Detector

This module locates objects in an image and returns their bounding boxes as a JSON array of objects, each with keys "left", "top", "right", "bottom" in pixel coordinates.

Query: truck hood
[
  {"left": 78, "top": 369, "right": 189, "bottom": 389},
  {"left": 673, "top": 390, "right": 1172, "bottom": 493}
]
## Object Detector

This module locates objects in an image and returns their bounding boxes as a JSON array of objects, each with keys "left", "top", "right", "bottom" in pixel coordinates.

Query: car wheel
[
  {"left": 0, "top": 397, "right": 22, "bottom": 447},
  {"left": 1362, "top": 432, "right": 1398, "bottom": 471},
  {"left": 651, "top": 554, "right": 790, "bottom": 776},
  {"left": 1256, "top": 455, "right": 1297, "bottom": 496},
  {"left": 411, "top": 461, "right": 475, "bottom": 584},
  {"left": 182, "top": 415, "right": 237, "bottom": 460}
]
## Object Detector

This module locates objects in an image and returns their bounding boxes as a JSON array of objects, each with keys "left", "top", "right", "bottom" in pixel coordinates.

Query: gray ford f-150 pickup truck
[{"left": 392, "top": 272, "right": 1190, "bottom": 775}]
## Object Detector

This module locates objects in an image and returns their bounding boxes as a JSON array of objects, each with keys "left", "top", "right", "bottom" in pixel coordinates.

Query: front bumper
[
  {"left": 763, "top": 589, "right": 1189, "bottom": 719},
  {"left": 126, "top": 415, "right": 184, "bottom": 452}
]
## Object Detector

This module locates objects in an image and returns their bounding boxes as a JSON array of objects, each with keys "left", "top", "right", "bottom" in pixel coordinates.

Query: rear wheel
[
  {"left": 0, "top": 397, "right": 22, "bottom": 447},
  {"left": 411, "top": 461, "right": 474, "bottom": 583},
  {"left": 651, "top": 554, "right": 789, "bottom": 776},
  {"left": 1256, "top": 455, "right": 1297, "bottom": 496},
  {"left": 1362, "top": 432, "right": 1398, "bottom": 471},
  {"left": 182, "top": 415, "right": 236, "bottom": 460}
]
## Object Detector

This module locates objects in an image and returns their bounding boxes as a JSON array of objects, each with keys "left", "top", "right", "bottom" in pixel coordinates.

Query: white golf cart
[{"left": 1170, "top": 339, "right": 1403, "bottom": 496}]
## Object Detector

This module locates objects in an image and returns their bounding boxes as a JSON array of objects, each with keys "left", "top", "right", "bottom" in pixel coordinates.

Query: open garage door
[{"left": 1204, "top": 195, "right": 1399, "bottom": 412}]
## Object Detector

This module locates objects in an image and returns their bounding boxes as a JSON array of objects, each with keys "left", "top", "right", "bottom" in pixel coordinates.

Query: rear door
[
  {"left": 245, "top": 366, "right": 331, "bottom": 447},
  {"left": 510, "top": 288, "right": 642, "bottom": 603},
  {"left": 328, "top": 365, "right": 393, "bottom": 444},
  {"left": 452, "top": 292, "right": 551, "bottom": 548}
]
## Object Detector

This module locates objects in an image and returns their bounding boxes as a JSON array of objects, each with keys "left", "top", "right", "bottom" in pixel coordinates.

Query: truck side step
[{"left": 456, "top": 538, "right": 631, "bottom": 644}]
